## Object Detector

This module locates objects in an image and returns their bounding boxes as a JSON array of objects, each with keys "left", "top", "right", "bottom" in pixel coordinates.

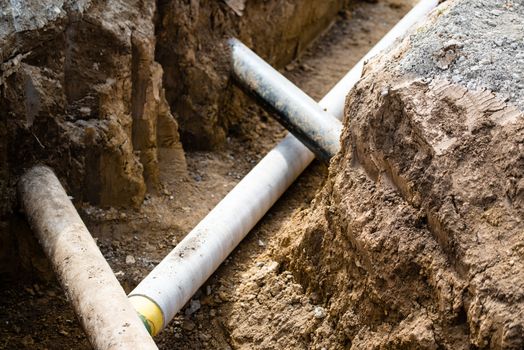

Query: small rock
[
  {"left": 125, "top": 255, "right": 136, "bottom": 265},
  {"left": 443, "top": 39, "right": 463, "bottom": 49},
  {"left": 300, "top": 63, "right": 313, "bottom": 72},
  {"left": 313, "top": 306, "right": 327, "bottom": 319},
  {"left": 257, "top": 239, "right": 266, "bottom": 247},
  {"left": 181, "top": 319, "right": 195, "bottom": 331},
  {"left": 479, "top": 58, "right": 491, "bottom": 65},
  {"left": 485, "top": 19, "right": 497, "bottom": 27},
  {"left": 494, "top": 38, "right": 504, "bottom": 47},
  {"left": 79, "top": 106, "right": 91, "bottom": 116},
  {"left": 451, "top": 75, "right": 462, "bottom": 83},
  {"left": 185, "top": 299, "right": 201, "bottom": 316},
  {"left": 223, "top": 0, "right": 246, "bottom": 16}
]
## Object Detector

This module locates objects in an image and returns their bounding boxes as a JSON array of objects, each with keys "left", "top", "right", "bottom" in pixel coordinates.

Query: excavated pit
[
  {"left": 0, "top": 0, "right": 350, "bottom": 279},
  {"left": 1, "top": 0, "right": 523, "bottom": 349}
]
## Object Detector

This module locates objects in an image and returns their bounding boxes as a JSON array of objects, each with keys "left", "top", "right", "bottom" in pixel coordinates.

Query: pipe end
[{"left": 129, "top": 295, "right": 164, "bottom": 336}]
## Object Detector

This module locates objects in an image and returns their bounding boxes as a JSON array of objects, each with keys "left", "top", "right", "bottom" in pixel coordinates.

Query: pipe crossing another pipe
[
  {"left": 229, "top": 38, "right": 343, "bottom": 161},
  {"left": 129, "top": 0, "right": 437, "bottom": 336}
]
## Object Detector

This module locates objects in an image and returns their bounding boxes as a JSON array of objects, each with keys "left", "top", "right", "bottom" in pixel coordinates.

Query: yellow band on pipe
[{"left": 129, "top": 295, "right": 164, "bottom": 336}]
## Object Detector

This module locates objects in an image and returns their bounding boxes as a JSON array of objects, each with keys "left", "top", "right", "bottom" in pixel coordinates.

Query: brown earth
[
  {"left": 157, "top": 0, "right": 352, "bottom": 149},
  {"left": 0, "top": 0, "right": 350, "bottom": 281},
  {"left": 0, "top": 0, "right": 415, "bottom": 349},
  {"left": 278, "top": 0, "right": 524, "bottom": 349}
]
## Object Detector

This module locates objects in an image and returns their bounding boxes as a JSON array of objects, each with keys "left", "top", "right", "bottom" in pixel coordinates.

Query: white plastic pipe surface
[
  {"left": 322, "top": 0, "right": 438, "bottom": 119},
  {"left": 130, "top": 0, "right": 438, "bottom": 331},
  {"left": 19, "top": 166, "right": 158, "bottom": 350}
]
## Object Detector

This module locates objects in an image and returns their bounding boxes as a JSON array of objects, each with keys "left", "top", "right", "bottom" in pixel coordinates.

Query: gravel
[{"left": 400, "top": 0, "right": 524, "bottom": 109}]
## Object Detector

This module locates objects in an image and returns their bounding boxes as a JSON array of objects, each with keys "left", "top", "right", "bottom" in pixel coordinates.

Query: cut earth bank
[
  {"left": 275, "top": 0, "right": 524, "bottom": 348},
  {"left": 0, "top": 0, "right": 351, "bottom": 277}
]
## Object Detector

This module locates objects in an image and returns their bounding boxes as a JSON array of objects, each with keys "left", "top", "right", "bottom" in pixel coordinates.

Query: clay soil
[{"left": 0, "top": 1, "right": 413, "bottom": 349}]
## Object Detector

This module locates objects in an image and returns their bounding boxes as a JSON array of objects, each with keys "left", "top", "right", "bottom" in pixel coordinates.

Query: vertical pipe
[
  {"left": 129, "top": 0, "right": 438, "bottom": 335},
  {"left": 18, "top": 166, "right": 158, "bottom": 350}
]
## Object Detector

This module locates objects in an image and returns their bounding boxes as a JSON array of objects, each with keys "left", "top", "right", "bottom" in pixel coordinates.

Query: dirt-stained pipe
[
  {"left": 229, "top": 38, "right": 343, "bottom": 161},
  {"left": 129, "top": 0, "right": 438, "bottom": 335},
  {"left": 18, "top": 166, "right": 158, "bottom": 350}
]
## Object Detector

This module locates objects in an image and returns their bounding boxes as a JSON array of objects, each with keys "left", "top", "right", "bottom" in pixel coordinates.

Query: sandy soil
[{"left": 0, "top": 1, "right": 412, "bottom": 349}]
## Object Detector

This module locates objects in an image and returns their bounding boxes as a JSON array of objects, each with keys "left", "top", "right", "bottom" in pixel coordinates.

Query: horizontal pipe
[
  {"left": 18, "top": 166, "right": 158, "bottom": 350},
  {"left": 229, "top": 38, "right": 342, "bottom": 161},
  {"left": 129, "top": 0, "right": 438, "bottom": 335}
]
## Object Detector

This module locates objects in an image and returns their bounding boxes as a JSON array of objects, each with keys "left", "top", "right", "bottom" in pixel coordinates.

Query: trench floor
[{"left": 0, "top": 1, "right": 413, "bottom": 349}]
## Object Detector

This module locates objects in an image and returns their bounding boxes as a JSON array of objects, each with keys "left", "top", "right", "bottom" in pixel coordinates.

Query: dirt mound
[{"left": 277, "top": 0, "right": 524, "bottom": 348}]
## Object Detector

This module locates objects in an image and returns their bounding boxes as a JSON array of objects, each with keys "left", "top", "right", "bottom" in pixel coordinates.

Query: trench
[{"left": 0, "top": 1, "right": 413, "bottom": 349}]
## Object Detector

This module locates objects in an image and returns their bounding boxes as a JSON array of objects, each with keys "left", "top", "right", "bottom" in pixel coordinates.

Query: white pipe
[
  {"left": 129, "top": 0, "right": 438, "bottom": 335},
  {"left": 321, "top": 0, "right": 438, "bottom": 119},
  {"left": 18, "top": 166, "right": 158, "bottom": 350}
]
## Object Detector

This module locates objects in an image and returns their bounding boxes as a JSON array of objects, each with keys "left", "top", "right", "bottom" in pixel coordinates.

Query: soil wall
[
  {"left": 0, "top": 1, "right": 349, "bottom": 277},
  {"left": 278, "top": 0, "right": 524, "bottom": 348},
  {"left": 157, "top": 0, "right": 350, "bottom": 149}
]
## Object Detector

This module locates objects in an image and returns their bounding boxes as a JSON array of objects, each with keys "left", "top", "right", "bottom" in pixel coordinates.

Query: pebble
[
  {"left": 185, "top": 299, "right": 201, "bottom": 316},
  {"left": 494, "top": 38, "right": 504, "bottom": 47},
  {"left": 313, "top": 306, "right": 327, "bottom": 319},
  {"left": 181, "top": 319, "right": 196, "bottom": 331},
  {"left": 125, "top": 255, "right": 136, "bottom": 265},
  {"left": 443, "top": 39, "right": 463, "bottom": 49},
  {"left": 451, "top": 75, "right": 462, "bottom": 83},
  {"left": 479, "top": 58, "right": 491, "bottom": 65},
  {"left": 485, "top": 19, "right": 497, "bottom": 27}
]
